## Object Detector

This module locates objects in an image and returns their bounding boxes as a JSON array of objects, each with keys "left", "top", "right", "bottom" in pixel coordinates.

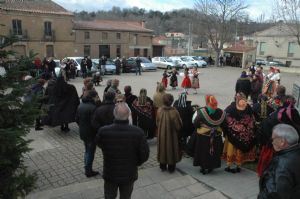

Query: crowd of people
[{"left": 25, "top": 62, "right": 300, "bottom": 199}]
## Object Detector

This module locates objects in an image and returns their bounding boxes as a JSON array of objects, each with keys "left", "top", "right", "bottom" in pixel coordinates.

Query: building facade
[
  {"left": 0, "top": 0, "right": 74, "bottom": 59},
  {"left": 253, "top": 24, "right": 300, "bottom": 68},
  {"left": 0, "top": 0, "right": 154, "bottom": 60},
  {"left": 73, "top": 20, "right": 153, "bottom": 58}
]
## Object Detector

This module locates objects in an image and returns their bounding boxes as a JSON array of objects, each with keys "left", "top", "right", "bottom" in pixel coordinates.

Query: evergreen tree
[{"left": 0, "top": 27, "right": 37, "bottom": 199}]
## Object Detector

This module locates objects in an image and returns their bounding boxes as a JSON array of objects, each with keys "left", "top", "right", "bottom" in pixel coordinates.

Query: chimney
[{"left": 141, "top": 20, "right": 145, "bottom": 28}]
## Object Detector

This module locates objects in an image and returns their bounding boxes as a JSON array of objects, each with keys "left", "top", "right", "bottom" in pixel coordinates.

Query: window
[
  {"left": 288, "top": 42, "right": 296, "bottom": 57},
  {"left": 102, "top": 32, "right": 108, "bottom": 40},
  {"left": 143, "top": 48, "right": 148, "bottom": 57},
  {"left": 44, "top": 21, "right": 52, "bottom": 36},
  {"left": 12, "top": 19, "right": 22, "bottom": 35},
  {"left": 116, "top": 32, "right": 121, "bottom": 40},
  {"left": 259, "top": 42, "right": 266, "bottom": 55},
  {"left": 134, "top": 48, "right": 140, "bottom": 56},
  {"left": 84, "top": 32, "right": 90, "bottom": 39},
  {"left": 133, "top": 34, "right": 138, "bottom": 45},
  {"left": 116, "top": 45, "right": 121, "bottom": 58},
  {"left": 84, "top": 45, "right": 91, "bottom": 57}
]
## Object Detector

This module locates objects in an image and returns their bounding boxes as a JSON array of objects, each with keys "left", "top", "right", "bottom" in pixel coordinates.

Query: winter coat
[
  {"left": 76, "top": 97, "right": 97, "bottom": 142},
  {"left": 91, "top": 101, "right": 115, "bottom": 130},
  {"left": 258, "top": 145, "right": 300, "bottom": 199},
  {"left": 153, "top": 92, "right": 165, "bottom": 108},
  {"left": 235, "top": 77, "right": 251, "bottom": 97},
  {"left": 173, "top": 100, "right": 194, "bottom": 138},
  {"left": 251, "top": 78, "right": 263, "bottom": 98},
  {"left": 156, "top": 106, "right": 183, "bottom": 164},
  {"left": 96, "top": 120, "right": 149, "bottom": 184},
  {"left": 46, "top": 84, "right": 80, "bottom": 126}
]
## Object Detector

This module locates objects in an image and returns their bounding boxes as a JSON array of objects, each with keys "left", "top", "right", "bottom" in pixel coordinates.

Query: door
[
  {"left": 99, "top": 45, "right": 110, "bottom": 58},
  {"left": 46, "top": 45, "right": 54, "bottom": 58}
]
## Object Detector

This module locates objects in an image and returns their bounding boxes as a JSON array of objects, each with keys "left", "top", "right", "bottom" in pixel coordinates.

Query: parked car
[
  {"left": 91, "top": 59, "right": 116, "bottom": 75},
  {"left": 152, "top": 57, "right": 180, "bottom": 70},
  {"left": 181, "top": 56, "right": 207, "bottom": 68},
  {"left": 169, "top": 56, "right": 196, "bottom": 69},
  {"left": 54, "top": 59, "right": 62, "bottom": 77},
  {"left": 267, "top": 60, "right": 286, "bottom": 67},
  {"left": 255, "top": 59, "right": 267, "bottom": 66},
  {"left": 128, "top": 57, "right": 157, "bottom": 71},
  {"left": 62, "top": 57, "right": 83, "bottom": 76}
]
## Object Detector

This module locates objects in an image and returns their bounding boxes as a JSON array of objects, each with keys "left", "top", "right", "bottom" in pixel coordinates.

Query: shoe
[
  {"left": 160, "top": 164, "right": 167, "bottom": 172},
  {"left": 64, "top": 127, "right": 70, "bottom": 132},
  {"left": 35, "top": 126, "right": 43, "bottom": 131},
  {"left": 236, "top": 167, "right": 241, "bottom": 173},
  {"left": 224, "top": 167, "right": 236, "bottom": 173},
  {"left": 207, "top": 169, "right": 213, "bottom": 173},
  {"left": 200, "top": 168, "right": 208, "bottom": 175},
  {"left": 85, "top": 170, "right": 99, "bottom": 178}
]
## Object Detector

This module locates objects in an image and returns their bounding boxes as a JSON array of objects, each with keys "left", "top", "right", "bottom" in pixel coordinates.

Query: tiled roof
[
  {"left": 73, "top": 20, "right": 154, "bottom": 33},
  {"left": 152, "top": 35, "right": 167, "bottom": 45},
  {"left": 0, "top": 0, "right": 73, "bottom": 16},
  {"left": 223, "top": 44, "right": 256, "bottom": 53}
]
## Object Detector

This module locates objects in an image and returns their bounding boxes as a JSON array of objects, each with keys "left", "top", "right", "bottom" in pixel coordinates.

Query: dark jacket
[
  {"left": 76, "top": 97, "right": 97, "bottom": 142},
  {"left": 235, "top": 77, "right": 251, "bottom": 97},
  {"left": 258, "top": 145, "right": 300, "bottom": 199},
  {"left": 96, "top": 120, "right": 149, "bottom": 183},
  {"left": 173, "top": 100, "right": 194, "bottom": 138},
  {"left": 91, "top": 101, "right": 115, "bottom": 130}
]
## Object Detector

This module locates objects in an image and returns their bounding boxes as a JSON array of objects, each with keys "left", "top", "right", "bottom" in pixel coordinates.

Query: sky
[{"left": 53, "top": 0, "right": 274, "bottom": 21}]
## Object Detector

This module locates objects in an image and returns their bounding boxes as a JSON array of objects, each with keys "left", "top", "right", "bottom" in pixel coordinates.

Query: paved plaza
[{"left": 25, "top": 66, "right": 300, "bottom": 198}]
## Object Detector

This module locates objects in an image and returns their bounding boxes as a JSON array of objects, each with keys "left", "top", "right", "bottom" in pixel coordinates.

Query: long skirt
[
  {"left": 193, "top": 134, "right": 223, "bottom": 169},
  {"left": 181, "top": 77, "right": 192, "bottom": 88},
  {"left": 191, "top": 77, "right": 200, "bottom": 89},
  {"left": 222, "top": 137, "right": 256, "bottom": 166},
  {"left": 256, "top": 145, "right": 273, "bottom": 177},
  {"left": 161, "top": 77, "right": 168, "bottom": 89}
]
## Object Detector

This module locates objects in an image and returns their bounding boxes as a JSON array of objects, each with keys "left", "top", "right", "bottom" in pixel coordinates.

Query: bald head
[{"left": 113, "top": 102, "right": 130, "bottom": 120}]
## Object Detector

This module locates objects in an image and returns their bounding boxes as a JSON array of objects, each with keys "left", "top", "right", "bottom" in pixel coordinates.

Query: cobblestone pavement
[
  {"left": 24, "top": 66, "right": 299, "bottom": 196},
  {"left": 25, "top": 124, "right": 158, "bottom": 192}
]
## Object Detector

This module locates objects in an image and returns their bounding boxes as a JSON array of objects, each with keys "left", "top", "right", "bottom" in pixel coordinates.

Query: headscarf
[
  {"left": 177, "top": 92, "right": 187, "bottom": 108},
  {"left": 235, "top": 92, "right": 247, "bottom": 110},
  {"left": 138, "top": 88, "right": 147, "bottom": 105},
  {"left": 205, "top": 95, "right": 218, "bottom": 114},
  {"left": 240, "top": 71, "right": 248, "bottom": 78}
]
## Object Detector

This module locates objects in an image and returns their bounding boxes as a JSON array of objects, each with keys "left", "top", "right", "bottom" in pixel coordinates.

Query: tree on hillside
[
  {"left": 275, "top": 0, "right": 300, "bottom": 45},
  {"left": 194, "top": 0, "right": 248, "bottom": 65},
  {"left": 0, "top": 25, "right": 37, "bottom": 199}
]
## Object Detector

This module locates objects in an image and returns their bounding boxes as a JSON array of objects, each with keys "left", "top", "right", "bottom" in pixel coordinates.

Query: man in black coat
[
  {"left": 135, "top": 55, "right": 142, "bottom": 76},
  {"left": 258, "top": 124, "right": 300, "bottom": 199},
  {"left": 76, "top": 90, "right": 99, "bottom": 177},
  {"left": 48, "top": 57, "right": 57, "bottom": 78},
  {"left": 96, "top": 102, "right": 149, "bottom": 199},
  {"left": 235, "top": 71, "right": 251, "bottom": 99},
  {"left": 91, "top": 91, "right": 115, "bottom": 131}
]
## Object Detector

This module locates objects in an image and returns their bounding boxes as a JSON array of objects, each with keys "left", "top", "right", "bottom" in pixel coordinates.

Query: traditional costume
[
  {"left": 191, "top": 68, "right": 200, "bottom": 94},
  {"left": 170, "top": 69, "right": 178, "bottom": 89},
  {"left": 222, "top": 93, "right": 256, "bottom": 173},
  {"left": 263, "top": 67, "right": 279, "bottom": 97},
  {"left": 189, "top": 95, "right": 226, "bottom": 174},
  {"left": 181, "top": 69, "right": 192, "bottom": 93},
  {"left": 161, "top": 70, "right": 169, "bottom": 89}
]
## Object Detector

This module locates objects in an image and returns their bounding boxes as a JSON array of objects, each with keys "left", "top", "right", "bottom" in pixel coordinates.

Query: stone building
[
  {"left": 0, "top": 0, "right": 74, "bottom": 59},
  {"left": 73, "top": 20, "right": 153, "bottom": 58}
]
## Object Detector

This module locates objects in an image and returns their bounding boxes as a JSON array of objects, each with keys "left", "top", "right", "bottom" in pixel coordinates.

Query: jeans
[
  {"left": 104, "top": 180, "right": 134, "bottom": 199},
  {"left": 135, "top": 66, "right": 141, "bottom": 75},
  {"left": 84, "top": 141, "right": 96, "bottom": 173}
]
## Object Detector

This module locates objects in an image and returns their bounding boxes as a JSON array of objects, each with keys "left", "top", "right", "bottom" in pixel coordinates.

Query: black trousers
[{"left": 104, "top": 180, "right": 134, "bottom": 199}]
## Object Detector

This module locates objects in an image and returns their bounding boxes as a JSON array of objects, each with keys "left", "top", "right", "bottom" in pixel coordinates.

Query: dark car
[{"left": 122, "top": 59, "right": 136, "bottom": 73}]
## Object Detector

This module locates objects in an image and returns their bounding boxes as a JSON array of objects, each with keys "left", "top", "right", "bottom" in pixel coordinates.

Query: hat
[{"left": 205, "top": 95, "right": 218, "bottom": 110}]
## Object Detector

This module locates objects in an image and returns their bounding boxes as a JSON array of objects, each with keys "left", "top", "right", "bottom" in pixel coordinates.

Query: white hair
[
  {"left": 113, "top": 102, "right": 130, "bottom": 121},
  {"left": 272, "top": 124, "right": 299, "bottom": 145}
]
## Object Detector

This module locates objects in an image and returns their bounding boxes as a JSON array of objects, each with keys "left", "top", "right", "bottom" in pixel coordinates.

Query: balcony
[
  {"left": 9, "top": 29, "right": 29, "bottom": 41},
  {"left": 42, "top": 30, "right": 56, "bottom": 42}
]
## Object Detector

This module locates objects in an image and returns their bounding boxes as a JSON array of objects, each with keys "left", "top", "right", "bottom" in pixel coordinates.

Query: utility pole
[{"left": 188, "top": 23, "right": 191, "bottom": 56}]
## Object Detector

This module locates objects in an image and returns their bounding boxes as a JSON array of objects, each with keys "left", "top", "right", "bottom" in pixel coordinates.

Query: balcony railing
[
  {"left": 42, "top": 30, "right": 56, "bottom": 42},
  {"left": 9, "top": 29, "right": 29, "bottom": 41}
]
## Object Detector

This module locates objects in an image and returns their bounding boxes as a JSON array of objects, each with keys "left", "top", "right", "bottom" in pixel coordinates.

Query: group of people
[
  {"left": 27, "top": 62, "right": 300, "bottom": 199},
  {"left": 161, "top": 67, "right": 200, "bottom": 94}
]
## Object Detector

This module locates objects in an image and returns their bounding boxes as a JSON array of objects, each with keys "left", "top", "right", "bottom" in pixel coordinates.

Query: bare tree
[
  {"left": 194, "top": 0, "right": 248, "bottom": 66},
  {"left": 275, "top": 0, "right": 300, "bottom": 45}
]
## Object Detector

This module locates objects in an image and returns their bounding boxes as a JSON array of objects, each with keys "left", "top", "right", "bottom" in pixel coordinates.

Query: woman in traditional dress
[
  {"left": 263, "top": 67, "right": 277, "bottom": 97},
  {"left": 222, "top": 92, "right": 256, "bottom": 173},
  {"left": 191, "top": 67, "right": 200, "bottom": 94},
  {"left": 181, "top": 68, "right": 192, "bottom": 94},
  {"left": 132, "top": 88, "right": 156, "bottom": 139},
  {"left": 161, "top": 69, "right": 169, "bottom": 89},
  {"left": 170, "top": 68, "right": 179, "bottom": 89},
  {"left": 157, "top": 93, "right": 183, "bottom": 173},
  {"left": 190, "top": 95, "right": 226, "bottom": 174}
]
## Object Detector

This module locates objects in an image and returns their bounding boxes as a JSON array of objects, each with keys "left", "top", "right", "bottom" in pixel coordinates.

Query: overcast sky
[{"left": 53, "top": 0, "right": 274, "bottom": 21}]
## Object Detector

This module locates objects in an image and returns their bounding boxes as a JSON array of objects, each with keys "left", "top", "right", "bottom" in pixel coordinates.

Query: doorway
[{"left": 99, "top": 45, "right": 110, "bottom": 58}]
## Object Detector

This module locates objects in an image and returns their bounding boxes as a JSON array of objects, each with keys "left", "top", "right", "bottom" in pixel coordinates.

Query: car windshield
[
  {"left": 76, "top": 59, "right": 82, "bottom": 65},
  {"left": 165, "top": 58, "right": 172, "bottom": 62},
  {"left": 192, "top": 57, "right": 200, "bottom": 60},
  {"left": 140, "top": 57, "right": 151, "bottom": 63},
  {"left": 180, "top": 58, "right": 188, "bottom": 61},
  {"left": 106, "top": 60, "right": 114, "bottom": 65}
]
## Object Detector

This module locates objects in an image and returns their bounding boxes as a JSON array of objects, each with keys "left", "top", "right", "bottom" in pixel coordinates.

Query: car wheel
[
  {"left": 182, "top": 64, "right": 186, "bottom": 69},
  {"left": 167, "top": 65, "right": 171, "bottom": 70},
  {"left": 195, "top": 63, "right": 198, "bottom": 67}
]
